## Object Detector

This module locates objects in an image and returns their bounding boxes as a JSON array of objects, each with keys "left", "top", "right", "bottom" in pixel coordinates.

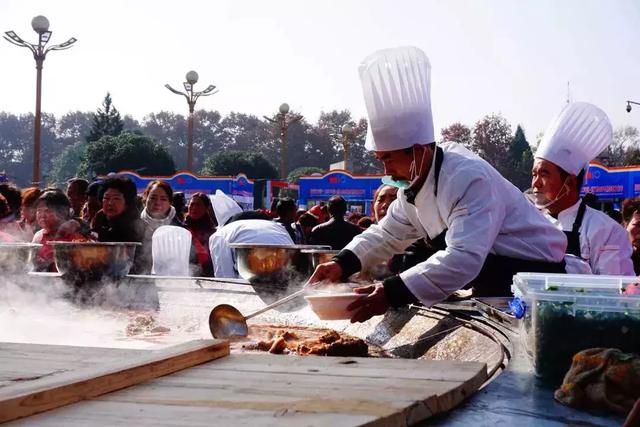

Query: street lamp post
[
  {"left": 264, "top": 103, "right": 303, "bottom": 179},
  {"left": 341, "top": 123, "right": 354, "bottom": 168},
  {"left": 165, "top": 71, "right": 218, "bottom": 172},
  {"left": 626, "top": 100, "right": 640, "bottom": 113},
  {"left": 4, "top": 15, "right": 76, "bottom": 187}
]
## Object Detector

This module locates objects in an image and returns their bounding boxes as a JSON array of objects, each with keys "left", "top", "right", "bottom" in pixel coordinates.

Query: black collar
[{"left": 406, "top": 145, "right": 444, "bottom": 205}]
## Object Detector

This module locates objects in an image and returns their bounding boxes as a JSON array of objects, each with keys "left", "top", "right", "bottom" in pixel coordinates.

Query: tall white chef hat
[
  {"left": 359, "top": 46, "right": 434, "bottom": 152},
  {"left": 536, "top": 102, "right": 613, "bottom": 176},
  {"left": 211, "top": 190, "right": 242, "bottom": 226}
]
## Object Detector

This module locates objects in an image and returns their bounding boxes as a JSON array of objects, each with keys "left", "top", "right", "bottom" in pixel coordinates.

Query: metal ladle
[{"left": 209, "top": 288, "right": 307, "bottom": 339}]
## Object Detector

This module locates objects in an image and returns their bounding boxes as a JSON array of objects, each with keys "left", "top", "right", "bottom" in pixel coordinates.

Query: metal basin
[
  {"left": 301, "top": 248, "right": 339, "bottom": 270},
  {"left": 231, "top": 244, "right": 328, "bottom": 286},
  {"left": 0, "top": 243, "right": 41, "bottom": 274},
  {"left": 50, "top": 241, "right": 141, "bottom": 283}
]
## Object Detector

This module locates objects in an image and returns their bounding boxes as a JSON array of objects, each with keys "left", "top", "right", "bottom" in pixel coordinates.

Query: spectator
[
  {"left": 372, "top": 184, "right": 399, "bottom": 223},
  {"left": 17, "top": 187, "right": 41, "bottom": 241},
  {"left": 0, "top": 192, "right": 23, "bottom": 241},
  {"left": 0, "top": 183, "right": 22, "bottom": 220},
  {"left": 92, "top": 176, "right": 146, "bottom": 273},
  {"left": 0, "top": 194, "right": 16, "bottom": 242},
  {"left": 358, "top": 216, "right": 373, "bottom": 230},
  {"left": 309, "top": 196, "right": 362, "bottom": 250},
  {"left": 66, "top": 178, "right": 89, "bottom": 218},
  {"left": 32, "top": 190, "right": 73, "bottom": 271},
  {"left": 347, "top": 211, "right": 364, "bottom": 225},
  {"left": 172, "top": 192, "right": 187, "bottom": 222},
  {"left": 139, "top": 180, "right": 183, "bottom": 273},
  {"left": 296, "top": 212, "right": 318, "bottom": 244},
  {"left": 82, "top": 181, "right": 103, "bottom": 224},
  {"left": 274, "top": 197, "right": 299, "bottom": 243},
  {"left": 185, "top": 193, "right": 216, "bottom": 276},
  {"left": 622, "top": 198, "right": 640, "bottom": 275},
  {"left": 308, "top": 203, "right": 329, "bottom": 223}
]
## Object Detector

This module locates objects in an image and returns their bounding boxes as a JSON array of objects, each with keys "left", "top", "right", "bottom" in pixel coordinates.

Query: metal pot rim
[
  {"left": 48, "top": 241, "right": 142, "bottom": 247},
  {"left": 230, "top": 243, "right": 329, "bottom": 250},
  {"left": 0, "top": 242, "right": 42, "bottom": 248}
]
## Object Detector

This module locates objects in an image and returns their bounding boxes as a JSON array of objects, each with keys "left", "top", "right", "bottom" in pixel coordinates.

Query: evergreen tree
[
  {"left": 86, "top": 92, "right": 124, "bottom": 143},
  {"left": 508, "top": 125, "right": 534, "bottom": 191}
]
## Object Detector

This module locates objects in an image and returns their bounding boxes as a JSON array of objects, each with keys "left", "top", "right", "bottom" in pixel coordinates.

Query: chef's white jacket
[
  {"left": 209, "top": 219, "right": 294, "bottom": 278},
  {"left": 544, "top": 201, "right": 634, "bottom": 276},
  {"left": 343, "top": 142, "right": 568, "bottom": 307}
]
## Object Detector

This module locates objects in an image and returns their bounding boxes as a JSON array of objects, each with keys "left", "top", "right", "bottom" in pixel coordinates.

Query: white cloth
[
  {"left": 359, "top": 46, "right": 434, "bottom": 151},
  {"left": 209, "top": 219, "right": 294, "bottom": 279},
  {"left": 544, "top": 200, "right": 634, "bottom": 276},
  {"left": 141, "top": 206, "right": 176, "bottom": 242},
  {"left": 536, "top": 102, "right": 613, "bottom": 175},
  {"left": 343, "top": 142, "right": 568, "bottom": 307},
  {"left": 211, "top": 190, "right": 243, "bottom": 227}
]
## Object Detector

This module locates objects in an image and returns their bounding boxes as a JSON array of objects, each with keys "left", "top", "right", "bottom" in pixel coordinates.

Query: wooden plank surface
[
  {"left": 8, "top": 353, "right": 487, "bottom": 427},
  {"left": 0, "top": 339, "right": 229, "bottom": 423}
]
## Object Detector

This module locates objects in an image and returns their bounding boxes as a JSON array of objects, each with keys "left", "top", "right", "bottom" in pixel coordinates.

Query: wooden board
[
  {"left": 8, "top": 353, "right": 487, "bottom": 426},
  {"left": 0, "top": 339, "right": 229, "bottom": 423}
]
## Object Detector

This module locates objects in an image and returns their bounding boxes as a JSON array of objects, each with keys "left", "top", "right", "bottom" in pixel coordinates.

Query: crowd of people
[{"left": 0, "top": 176, "right": 383, "bottom": 278}]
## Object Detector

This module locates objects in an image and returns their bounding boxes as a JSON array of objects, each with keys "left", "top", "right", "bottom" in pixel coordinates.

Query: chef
[
  {"left": 207, "top": 191, "right": 294, "bottom": 278},
  {"left": 309, "top": 46, "right": 568, "bottom": 322},
  {"left": 530, "top": 102, "right": 634, "bottom": 276}
]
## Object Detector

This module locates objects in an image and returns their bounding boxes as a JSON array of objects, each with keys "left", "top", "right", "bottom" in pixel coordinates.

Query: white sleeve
[
  {"left": 400, "top": 172, "right": 505, "bottom": 306},
  {"left": 209, "top": 232, "right": 239, "bottom": 279},
  {"left": 343, "top": 198, "right": 423, "bottom": 270},
  {"left": 588, "top": 221, "right": 635, "bottom": 276}
]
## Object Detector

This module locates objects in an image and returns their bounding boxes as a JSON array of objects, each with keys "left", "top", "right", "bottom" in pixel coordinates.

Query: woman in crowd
[
  {"left": 139, "top": 181, "right": 183, "bottom": 273},
  {"left": 184, "top": 192, "right": 216, "bottom": 277},
  {"left": 0, "top": 195, "right": 16, "bottom": 242},
  {"left": 622, "top": 198, "right": 640, "bottom": 275},
  {"left": 31, "top": 190, "right": 74, "bottom": 271},
  {"left": 17, "top": 187, "right": 41, "bottom": 241},
  {"left": 0, "top": 184, "right": 22, "bottom": 240},
  {"left": 92, "top": 176, "right": 146, "bottom": 272},
  {"left": 81, "top": 181, "right": 102, "bottom": 224}
]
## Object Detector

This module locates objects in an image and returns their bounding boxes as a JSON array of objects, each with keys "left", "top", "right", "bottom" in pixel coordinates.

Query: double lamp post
[{"left": 4, "top": 16, "right": 76, "bottom": 187}]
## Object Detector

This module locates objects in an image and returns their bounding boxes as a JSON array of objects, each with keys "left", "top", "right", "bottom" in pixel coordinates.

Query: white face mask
[{"left": 525, "top": 177, "right": 570, "bottom": 210}]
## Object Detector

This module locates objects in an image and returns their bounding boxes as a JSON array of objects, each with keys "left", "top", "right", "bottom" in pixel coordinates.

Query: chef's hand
[
  {"left": 347, "top": 283, "right": 389, "bottom": 323},
  {"left": 307, "top": 261, "right": 343, "bottom": 285}
]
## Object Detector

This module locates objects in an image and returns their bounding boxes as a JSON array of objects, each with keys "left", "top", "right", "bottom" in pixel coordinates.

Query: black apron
[
  {"left": 563, "top": 200, "right": 587, "bottom": 258},
  {"left": 405, "top": 146, "right": 566, "bottom": 297}
]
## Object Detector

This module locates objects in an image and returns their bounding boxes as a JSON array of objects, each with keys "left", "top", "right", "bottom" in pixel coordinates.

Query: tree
[
  {"left": 86, "top": 93, "right": 124, "bottom": 143},
  {"left": 471, "top": 114, "right": 513, "bottom": 179},
  {"left": 47, "top": 142, "right": 88, "bottom": 186},
  {"left": 200, "top": 151, "right": 278, "bottom": 179},
  {"left": 608, "top": 126, "right": 640, "bottom": 166},
  {"left": 78, "top": 131, "right": 175, "bottom": 178},
  {"left": 507, "top": 125, "right": 534, "bottom": 191},
  {"left": 441, "top": 122, "right": 472, "bottom": 147}
]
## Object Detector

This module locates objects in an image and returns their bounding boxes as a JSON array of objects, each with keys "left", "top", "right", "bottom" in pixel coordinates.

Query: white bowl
[{"left": 304, "top": 293, "right": 366, "bottom": 320}]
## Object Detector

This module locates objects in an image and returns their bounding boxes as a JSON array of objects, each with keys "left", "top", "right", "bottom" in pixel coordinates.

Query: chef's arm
[
  {"left": 396, "top": 175, "right": 505, "bottom": 306},
  {"left": 333, "top": 199, "right": 422, "bottom": 279}
]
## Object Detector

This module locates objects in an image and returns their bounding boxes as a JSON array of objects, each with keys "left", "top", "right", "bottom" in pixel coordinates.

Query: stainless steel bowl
[
  {"left": 50, "top": 241, "right": 141, "bottom": 283},
  {"left": 230, "top": 243, "right": 329, "bottom": 287},
  {"left": 300, "top": 248, "right": 340, "bottom": 270},
  {"left": 0, "top": 243, "right": 42, "bottom": 274}
]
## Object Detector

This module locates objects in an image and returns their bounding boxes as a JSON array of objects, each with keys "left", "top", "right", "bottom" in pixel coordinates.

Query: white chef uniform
[
  {"left": 209, "top": 219, "right": 294, "bottom": 279},
  {"left": 333, "top": 46, "right": 568, "bottom": 307},
  {"left": 536, "top": 102, "right": 634, "bottom": 276}
]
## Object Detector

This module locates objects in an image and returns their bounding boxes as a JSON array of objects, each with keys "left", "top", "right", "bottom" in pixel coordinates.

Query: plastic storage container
[{"left": 512, "top": 273, "right": 640, "bottom": 383}]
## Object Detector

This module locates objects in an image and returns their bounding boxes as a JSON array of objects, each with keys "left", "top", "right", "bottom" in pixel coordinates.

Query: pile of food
[{"left": 239, "top": 325, "right": 369, "bottom": 357}]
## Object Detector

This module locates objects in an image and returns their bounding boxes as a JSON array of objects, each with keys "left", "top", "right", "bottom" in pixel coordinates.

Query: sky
[{"left": 1, "top": 0, "right": 640, "bottom": 142}]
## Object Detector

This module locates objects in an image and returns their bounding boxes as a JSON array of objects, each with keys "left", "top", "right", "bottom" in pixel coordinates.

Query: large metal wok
[
  {"left": 50, "top": 241, "right": 141, "bottom": 283},
  {"left": 0, "top": 243, "right": 41, "bottom": 274}
]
